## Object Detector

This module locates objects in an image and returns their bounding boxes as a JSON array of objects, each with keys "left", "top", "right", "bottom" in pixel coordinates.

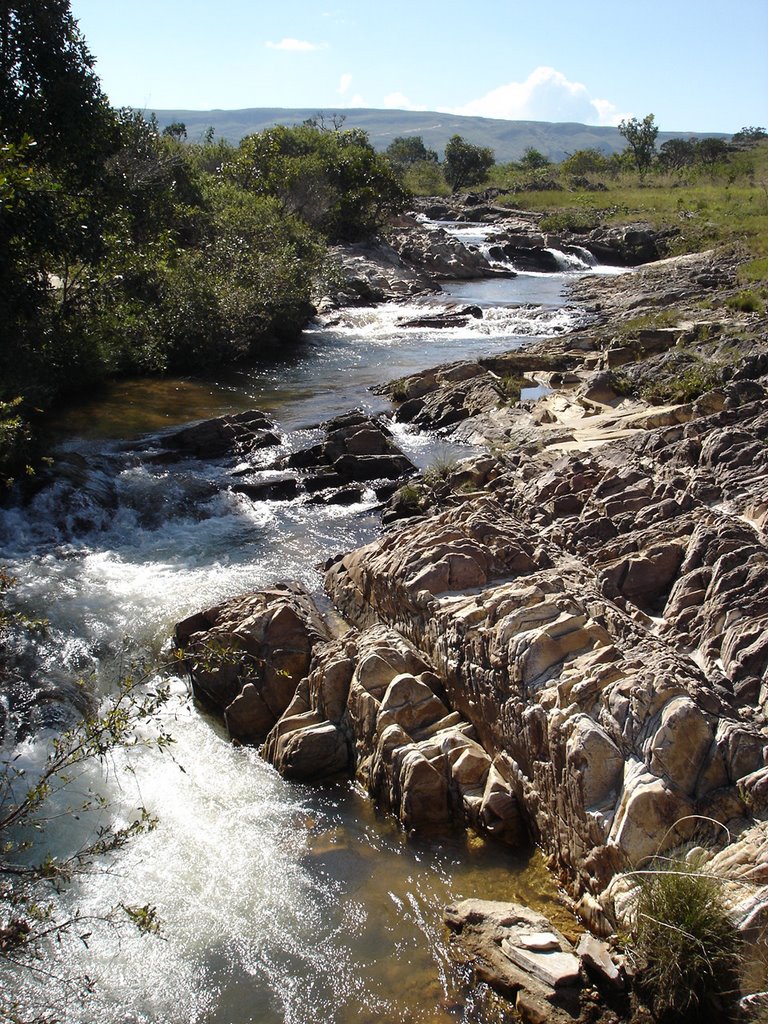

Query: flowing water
[{"left": 0, "top": 238, "right": 615, "bottom": 1022}]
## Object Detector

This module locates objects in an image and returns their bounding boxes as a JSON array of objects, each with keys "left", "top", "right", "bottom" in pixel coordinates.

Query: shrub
[
  {"left": 422, "top": 454, "right": 458, "bottom": 488},
  {"left": 726, "top": 290, "right": 765, "bottom": 313},
  {"left": 631, "top": 856, "right": 740, "bottom": 1022},
  {"left": 394, "top": 482, "right": 427, "bottom": 516}
]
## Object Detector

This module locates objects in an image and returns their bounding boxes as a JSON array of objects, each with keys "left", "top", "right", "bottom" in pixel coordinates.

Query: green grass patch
[
  {"left": 490, "top": 142, "right": 768, "bottom": 262},
  {"left": 422, "top": 454, "right": 459, "bottom": 488},
  {"left": 726, "top": 289, "right": 765, "bottom": 313},
  {"left": 641, "top": 363, "right": 722, "bottom": 405},
  {"left": 614, "top": 309, "right": 682, "bottom": 338},
  {"left": 631, "top": 856, "right": 740, "bottom": 1022}
]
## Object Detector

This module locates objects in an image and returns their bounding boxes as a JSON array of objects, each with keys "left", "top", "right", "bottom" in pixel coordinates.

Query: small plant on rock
[
  {"left": 422, "top": 454, "right": 458, "bottom": 489},
  {"left": 631, "top": 854, "right": 740, "bottom": 1022}
]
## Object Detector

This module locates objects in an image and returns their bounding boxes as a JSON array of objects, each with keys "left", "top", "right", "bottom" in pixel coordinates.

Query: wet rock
[
  {"left": 444, "top": 899, "right": 582, "bottom": 1022},
  {"left": 284, "top": 411, "right": 416, "bottom": 488},
  {"left": 333, "top": 453, "right": 415, "bottom": 482},
  {"left": 231, "top": 475, "right": 299, "bottom": 501},
  {"left": 500, "top": 246, "right": 563, "bottom": 273},
  {"left": 396, "top": 304, "right": 483, "bottom": 329},
  {"left": 388, "top": 222, "right": 514, "bottom": 281},
  {"left": 164, "top": 410, "right": 280, "bottom": 460}
]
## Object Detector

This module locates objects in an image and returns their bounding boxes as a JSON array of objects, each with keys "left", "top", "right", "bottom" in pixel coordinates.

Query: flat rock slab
[
  {"left": 444, "top": 899, "right": 582, "bottom": 1023},
  {"left": 501, "top": 937, "right": 580, "bottom": 988}
]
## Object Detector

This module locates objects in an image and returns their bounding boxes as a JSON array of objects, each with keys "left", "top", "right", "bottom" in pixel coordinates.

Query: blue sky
[{"left": 70, "top": 0, "right": 767, "bottom": 133}]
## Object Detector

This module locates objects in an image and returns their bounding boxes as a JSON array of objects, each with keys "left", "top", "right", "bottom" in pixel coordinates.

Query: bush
[
  {"left": 632, "top": 856, "right": 740, "bottom": 1021},
  {"left": 726, "top": 289, "right": 765, "bottom": 313}
]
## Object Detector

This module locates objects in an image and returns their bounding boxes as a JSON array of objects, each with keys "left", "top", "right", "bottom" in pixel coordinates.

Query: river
[{"left": 0, "top": 242, "right": 617, "bottom": 1023}]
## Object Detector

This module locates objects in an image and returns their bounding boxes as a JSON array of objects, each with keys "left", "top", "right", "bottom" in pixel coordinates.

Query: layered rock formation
[{"left": 175, "top": 232, "right": 768, "bottom": 955}]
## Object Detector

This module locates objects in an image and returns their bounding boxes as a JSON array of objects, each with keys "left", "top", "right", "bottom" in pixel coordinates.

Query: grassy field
[{"left": 488, "top": 142, "right": 768, "bottom": 286}]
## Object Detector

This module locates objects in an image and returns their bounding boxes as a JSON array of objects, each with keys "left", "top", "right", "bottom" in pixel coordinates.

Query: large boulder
[{"left": 174, "top": 583, "right": 330, "bottom": 744}]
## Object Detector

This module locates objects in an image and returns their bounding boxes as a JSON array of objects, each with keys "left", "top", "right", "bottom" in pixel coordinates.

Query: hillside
[{"left": 150, "top": 106, "right": 727, "bottom": 163}]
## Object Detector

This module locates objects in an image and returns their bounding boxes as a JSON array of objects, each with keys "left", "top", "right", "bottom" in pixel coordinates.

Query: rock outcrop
[{"left": 173, "top": 221, "right": 768, "bottom": 962}]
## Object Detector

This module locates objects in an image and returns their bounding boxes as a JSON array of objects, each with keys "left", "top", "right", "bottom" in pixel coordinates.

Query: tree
[
  {"left": 0, "top": 0, "right": 117, "bottom": 179},
  {"left": 696, "top": 137, "right": 729, "bottom": 165},
  {"left": 519, "top": 146, "right": 551, "bottom": 170},
  {"left": 385, "top": 135, "right": 438, "bottom": 171},
  {"left": 732, "top": 126, "right": 767, "bottom": 143},
  {"left": 658, "top": 137, "right": 697, "bottom": 171},
  {"left": 162, "top": 121, "right": 187, "bottom": 141},
  {"left": 618, "top": 113, "right": 659, "bottom": 178},
  {"left": 226, "top": 123, "right": 409, "bottom": 241},
  {"left": 443, "top": 134, "right": 495, "bottom": 193}
]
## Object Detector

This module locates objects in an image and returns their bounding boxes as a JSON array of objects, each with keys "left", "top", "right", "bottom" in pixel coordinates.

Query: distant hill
[{"left": 150, "top": 106, "right": 727, "bottom": 163}]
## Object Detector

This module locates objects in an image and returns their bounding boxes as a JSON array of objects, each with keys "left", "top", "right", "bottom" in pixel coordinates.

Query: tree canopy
[
  {"left": 618, "top": 114, "right": 659, "bottom": 178},
  {"left": 385, "top": 135, "right": 439, "bottom": 170},
  {"left": 443, "top": 135, "right": 495, "bottom": 193}
]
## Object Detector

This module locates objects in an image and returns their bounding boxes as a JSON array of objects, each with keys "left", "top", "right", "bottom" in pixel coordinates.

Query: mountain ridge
[{"left": 150, "top": 106, "right": 728, "bottom": 164}]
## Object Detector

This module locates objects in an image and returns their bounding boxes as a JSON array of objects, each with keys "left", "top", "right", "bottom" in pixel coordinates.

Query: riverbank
[{"left": 175, "top": 206, "right": 768, "bottom": 1020}]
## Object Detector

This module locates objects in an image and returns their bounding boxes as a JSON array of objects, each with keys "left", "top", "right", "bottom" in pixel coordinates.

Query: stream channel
[{"left": 0, "top": 233, "right": 622, "bottom": 1023}]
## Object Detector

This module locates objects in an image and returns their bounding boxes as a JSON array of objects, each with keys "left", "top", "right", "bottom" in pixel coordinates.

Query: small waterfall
[
  {"left": 542, "top": 246, "right": 594, "bottom": 272},
  {"left": 565, "top": 244, "right": 599, "bottom": 267}
]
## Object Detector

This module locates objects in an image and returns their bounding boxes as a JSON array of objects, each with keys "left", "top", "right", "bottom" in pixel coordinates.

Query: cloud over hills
[{"left": 448, "top": 66, "right": 629, "bottom": 126}]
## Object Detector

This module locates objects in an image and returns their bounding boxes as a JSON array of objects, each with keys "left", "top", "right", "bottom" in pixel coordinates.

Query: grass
[
  {"left": 490, "top": 143, "right": 768, "bottom": 265},
  {"left": 498, "top": 373, "right": 533, "bottom": 402},
  {"left": 422, "top": 454, "right": 459, "bottom": 488},
  {"left": 613, "top": 309, "right": 682, "bottom": 339},
  {"left": 726, "top": 289, "right": 765, "bottom": 313},
  {"left": 631, "top": 854, "right": 740, "bottom": 1022}
]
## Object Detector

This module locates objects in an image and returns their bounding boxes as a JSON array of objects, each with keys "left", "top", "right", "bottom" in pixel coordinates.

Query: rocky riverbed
[{"left": 174, "top": 203, "right": 768, "bottom": 1021}]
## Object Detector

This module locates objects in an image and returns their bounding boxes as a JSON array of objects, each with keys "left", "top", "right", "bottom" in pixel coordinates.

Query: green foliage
[
  {"left": 0, "top": 0, "right": 117, "bottom": 180},
  {"left": 0, "top": 671, "right": 175, "bottom": 977},
  {"left": 539, "top": 204, "right": 601, "bottom": 233},
  {"left": 403, "top": 159, "right": 450, "bottom": 197},
  {"left": 443, "top": 134, "right": 495, "bottom": 193},
  {"left": 733, "top": 126, "right": 768, "bottom": 143},
  {"left": 385, "top": 135, "right": 438, "bottom": 171},
  {"left": 658, "top": 137, "right": 698, "bottom": 171},
  {"left": 393, "top": 482, "right": 428, "bottom": 516},
  {"left": 726, "top": 289, "right": 765, "bottom": 313},
  {"left": 641, "top": 361, "right": 723, "bottom": 405},
  {"left": 519, "top": 147, "right": 551, "bottom": 170},
  {"left": 0, "top": 398, "right": 38, "bottom": 488},
  {"left": 225, "top": 122, "right": 409, "bottom": 241},
  {"left": 498, "top": 373, "right": 531, "bottom": 401},
  {"left": 559, "top": 148, "right": 612, "bottom": 177},
  {"left": 422, "top": 454, "right": 459, "bottom": 487},
  {"left": 631, "top": 856, "right": 740, "bottom": 1021},
  {"left": 618, "top": 113, "right": 659, "bottom": 178}
]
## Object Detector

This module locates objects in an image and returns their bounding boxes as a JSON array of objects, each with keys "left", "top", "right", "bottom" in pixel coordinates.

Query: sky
[{"left": 69, "top": 0, "right": 767, "bottom": 133}]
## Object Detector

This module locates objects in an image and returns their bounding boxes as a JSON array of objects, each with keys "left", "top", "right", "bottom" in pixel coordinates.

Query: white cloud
[
  {"left": 338, "top": 72, "right": 353, "bottom": 95},
  {"left": 265, "top": 38, "right": 324, "bottom": 51},
  {"left": 383, "top": 91, "right": 426, "bottom": 111},
  {"left": 449, "top": 66, "right": 626, "bottom": 126},
  {"left": 348, "top": 94, "right": 367, "bottom": 107}
]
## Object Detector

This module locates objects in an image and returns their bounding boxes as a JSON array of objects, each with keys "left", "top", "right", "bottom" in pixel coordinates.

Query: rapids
[{"left": 0, "top": 237, "right": 608, "bottom": 1022}]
